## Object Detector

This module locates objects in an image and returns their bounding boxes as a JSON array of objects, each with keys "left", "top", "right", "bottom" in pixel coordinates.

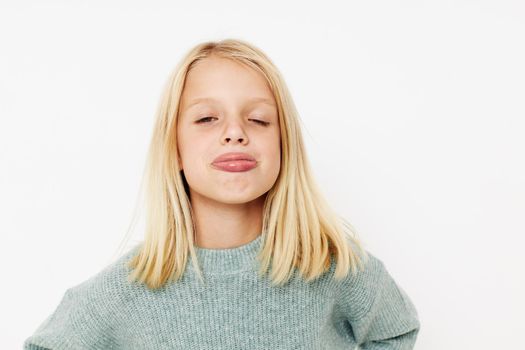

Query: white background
[{"left": 1, "top": 1, "right": 524, "bottom": 349}]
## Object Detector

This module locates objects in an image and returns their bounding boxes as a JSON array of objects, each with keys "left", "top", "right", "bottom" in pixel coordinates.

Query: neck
[{"left": 190, "top": 192, "right": 266, "bottom": 249}]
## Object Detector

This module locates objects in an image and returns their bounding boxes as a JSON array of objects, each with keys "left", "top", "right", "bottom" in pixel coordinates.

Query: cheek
[
  {"left": 179, "top": 140, "right": 212, "bottom": 171},
  {"left": 177, "top": 129, "right": 200, "bottom": 159},
  {"left": 264, "top": 138, "right": 281, "bottom": 169}
]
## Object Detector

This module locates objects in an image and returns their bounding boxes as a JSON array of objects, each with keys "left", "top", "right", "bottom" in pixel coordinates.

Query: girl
[{"left": 24, "top": 38, "right": 420, "bottom": 349}]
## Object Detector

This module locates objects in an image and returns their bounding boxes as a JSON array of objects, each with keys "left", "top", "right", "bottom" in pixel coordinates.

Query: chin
[{"left": 213, "top": 190, "right": 266, "bottom": 205}]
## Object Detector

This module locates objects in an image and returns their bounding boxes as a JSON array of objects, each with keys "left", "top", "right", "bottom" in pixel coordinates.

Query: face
[{"left": 177, "top": 56, "right": 281, "bottom": 205}]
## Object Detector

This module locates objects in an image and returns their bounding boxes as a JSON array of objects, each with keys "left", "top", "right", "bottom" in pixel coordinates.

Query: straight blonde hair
[{"left": 121, "top": 38, "right": 369, "bottom": 290}]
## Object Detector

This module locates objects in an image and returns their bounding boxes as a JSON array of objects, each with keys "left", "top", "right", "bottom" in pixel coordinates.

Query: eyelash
[{"left": 196, "top": 116, "right": 270, "bottom": 126}]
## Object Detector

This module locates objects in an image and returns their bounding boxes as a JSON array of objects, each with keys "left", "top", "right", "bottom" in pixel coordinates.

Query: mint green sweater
[{"left": 24, "top": 234, "right": 420, "bottom": 349}]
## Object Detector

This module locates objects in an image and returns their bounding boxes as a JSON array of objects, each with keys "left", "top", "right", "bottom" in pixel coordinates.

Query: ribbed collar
[{"left": 192, "top": 233, "right": 264, "bottom": 274}]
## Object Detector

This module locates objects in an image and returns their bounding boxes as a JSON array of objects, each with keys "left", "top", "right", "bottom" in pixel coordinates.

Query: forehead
[
  {"left": 180, "top": 57, "right": 276, "bottom": 108},
  {"left": 184, "top": 96, "right": 275, "bottom": 111}
]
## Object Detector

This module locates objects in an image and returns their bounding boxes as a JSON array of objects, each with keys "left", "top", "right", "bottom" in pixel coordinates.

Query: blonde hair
[{"left": 121, "top": 38, "right": 369, "bottom": 290}]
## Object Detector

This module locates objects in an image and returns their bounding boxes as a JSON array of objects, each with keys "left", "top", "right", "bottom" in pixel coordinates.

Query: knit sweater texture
[{"left": 24, "top": 234, "right": 420, "bottom": 349}]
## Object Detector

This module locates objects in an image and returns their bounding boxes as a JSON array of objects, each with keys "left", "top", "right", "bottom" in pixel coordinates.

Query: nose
[
  {"left": 221, "top": 119, "right": 248, "bottom": 145},
  {"left": 225, "top": 136, "right": 245, "bottom": 143}
]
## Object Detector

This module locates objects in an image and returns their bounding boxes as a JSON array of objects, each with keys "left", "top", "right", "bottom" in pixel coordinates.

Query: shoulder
[
  {"left": 335, "top": 247, "right": 392, "bottom": 319},
  {"left": 72, "top": 243, "right": 143, "bottom": 293},
  {"left": 23, "top": 243, "right": 144, "bottom": 349},
  {"left": 335, "top": 246, "right": 421, "bottom": 343},
  {"left": 336, "top": 236, "right": 387, "bottom": 291},
  {"left": 66, "top": 243, "right": 144, "bottom": 308}
]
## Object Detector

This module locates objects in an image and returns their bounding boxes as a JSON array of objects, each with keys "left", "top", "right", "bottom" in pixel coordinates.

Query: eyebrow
[{"left": 184, "top": 97, "right": 276, "bottom": 110}]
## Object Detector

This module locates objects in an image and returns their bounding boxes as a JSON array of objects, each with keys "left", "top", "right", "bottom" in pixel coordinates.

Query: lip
[
  {"left": 211, "top": 152, "right": 257, "bottom": 172},
  {"left": 212, "top": 152, "right": 256, "bottom": 163}
]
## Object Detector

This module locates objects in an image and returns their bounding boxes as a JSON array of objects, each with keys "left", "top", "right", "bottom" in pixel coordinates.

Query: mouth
[{"left": 211, "top": 160, "right": 257, "bottom": 172}]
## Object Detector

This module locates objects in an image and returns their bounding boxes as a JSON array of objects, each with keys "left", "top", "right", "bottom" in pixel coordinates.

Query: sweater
[{"left": 23, "top": 234, "right": 420, "bottom": 349}]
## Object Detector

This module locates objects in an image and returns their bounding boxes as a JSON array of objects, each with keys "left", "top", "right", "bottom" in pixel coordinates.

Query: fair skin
[{"left": 177, "top": 56, "right": 281, "bottom": 249}]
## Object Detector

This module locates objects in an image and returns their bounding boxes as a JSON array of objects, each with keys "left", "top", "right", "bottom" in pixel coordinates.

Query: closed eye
[
  {"left": 251, "top": 119, "right": 270, "bottom": 126},
  {"left": 196, "top": 117, "right": 270, "bottom": 126},
  {"left": 196, "top": 116, "right": 217, "bottom": 123}
]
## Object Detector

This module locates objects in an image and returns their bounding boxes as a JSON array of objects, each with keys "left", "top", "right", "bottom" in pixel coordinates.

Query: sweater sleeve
[
  {"left": 339, "top": 251, "right": 421, "bottom": 349},
  {"left": 23, "top": 284, "right": 117, "bottom": 350}
]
